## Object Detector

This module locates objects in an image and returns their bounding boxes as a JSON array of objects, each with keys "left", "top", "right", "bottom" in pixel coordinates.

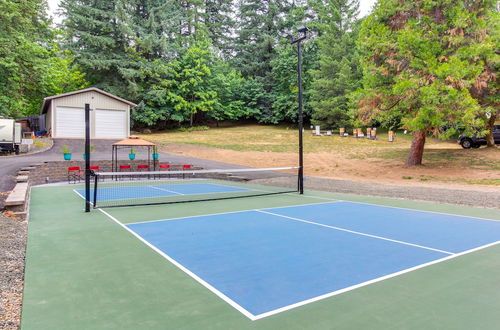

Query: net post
[
  {"left": 93, "top": 172, "right": 98, "bottom": 208},
  {"left": 85, "top": 103, "right": 91, "bottom": 212}
]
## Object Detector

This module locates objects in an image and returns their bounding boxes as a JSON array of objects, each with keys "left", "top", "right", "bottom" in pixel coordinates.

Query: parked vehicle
[
  {"left": 458, "top": 125, "right": 500, "bottom": 149},
  {"left": 0, "top": 118, "right": 21, "bottom": 154}
]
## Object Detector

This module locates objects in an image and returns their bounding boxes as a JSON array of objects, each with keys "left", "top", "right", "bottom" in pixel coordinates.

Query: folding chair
[
  {"left": 182, "top": 164, "right": 192, "bottom": 179},
  {"left": 67, "top": 166, "right": 82, "bottom": 184},
  {"left": 158, "top": 164, "right": 171, "bottom": 179},
  {"left": 89, "top": 166, "right": 103, "bottom": 181},
  {"left": 119, "top": 165, "right": 132, "bottom": 180}
]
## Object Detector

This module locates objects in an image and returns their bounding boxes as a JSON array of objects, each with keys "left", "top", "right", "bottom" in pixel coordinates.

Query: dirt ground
[{"left": 158, "top": 141, "right": 500, "bottom": 191}]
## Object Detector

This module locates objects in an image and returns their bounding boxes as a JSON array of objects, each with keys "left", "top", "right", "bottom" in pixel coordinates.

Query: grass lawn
[{"left": 140, "top": 124, "right": 500, "bottom": 187}]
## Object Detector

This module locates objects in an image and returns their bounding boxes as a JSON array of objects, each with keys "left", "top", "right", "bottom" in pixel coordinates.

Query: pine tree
[
  {"left": 0, "top": 0, "right": 87, "bottom": 117},
  {"left": 60, "top": 0, "right": 131, "bottom": 96},
  {"left": 204, "top": 0, "right": 235, "bottom": 56},
  {"left": 234, "top": 0, "right": 297, "bottom": 122},
  {"left": 309, "top": 0, "right": 361, "bottom": 130}
]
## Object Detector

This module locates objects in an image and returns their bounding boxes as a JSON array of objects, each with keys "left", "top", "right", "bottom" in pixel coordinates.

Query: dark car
[{"left": 458, "top": 124, "right": 500, "bottom": 149}]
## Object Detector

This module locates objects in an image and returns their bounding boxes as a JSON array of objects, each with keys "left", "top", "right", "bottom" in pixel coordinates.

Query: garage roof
[{"left": 40, "top": 87, "right": 137, "bottom": 114}]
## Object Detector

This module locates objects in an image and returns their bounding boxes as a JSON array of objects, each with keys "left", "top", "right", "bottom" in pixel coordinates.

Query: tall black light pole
[{"left": 291, "top": 25, "right": 308, "bottom": 195}]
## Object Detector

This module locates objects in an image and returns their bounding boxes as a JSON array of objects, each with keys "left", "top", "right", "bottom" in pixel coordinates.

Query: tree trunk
[
  {"left": 406, "top": 130, "right": 426, "bottom": 166},
  {"left": 485, "top": 110, "right": 498, "bottom": 147},
  {"left": 190, "top": 113, "right": 194, "bottom": 127}
]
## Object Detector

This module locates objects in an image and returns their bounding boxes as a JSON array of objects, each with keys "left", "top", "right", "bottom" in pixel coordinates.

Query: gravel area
[{"left": 0, "top": 214, "right": 27, "bottom": 330}]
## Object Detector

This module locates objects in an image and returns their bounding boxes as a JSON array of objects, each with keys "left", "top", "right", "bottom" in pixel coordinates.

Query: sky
[{"left": 46, "top": 0, "right": 378, "bottom": 23}]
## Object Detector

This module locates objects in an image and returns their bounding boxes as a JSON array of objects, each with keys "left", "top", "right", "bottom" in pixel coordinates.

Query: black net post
[
  {"left": 93, "top": 173, "right": 98, "bottom": 208},
  {"left": 85, "top": 103, "right": 91, "bottom": 212}
]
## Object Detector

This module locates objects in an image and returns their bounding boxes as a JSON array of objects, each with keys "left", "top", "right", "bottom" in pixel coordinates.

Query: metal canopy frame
[{"left": 111, "top": 139, "right": 158, "bottom": 173}]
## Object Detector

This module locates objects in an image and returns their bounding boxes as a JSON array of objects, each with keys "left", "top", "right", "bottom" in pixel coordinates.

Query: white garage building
[{"left": 41, "top": 87, "right": 137, "bottom": 139}]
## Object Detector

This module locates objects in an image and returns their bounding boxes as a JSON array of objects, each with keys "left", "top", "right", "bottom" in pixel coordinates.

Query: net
[{"left": 85, "top": 166, "right": 299, "bottom": 208}]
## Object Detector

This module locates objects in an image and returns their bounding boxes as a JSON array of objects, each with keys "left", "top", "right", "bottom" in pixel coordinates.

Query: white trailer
[{"left": 0, "top": 118, "right": 21, "bottom": 154}]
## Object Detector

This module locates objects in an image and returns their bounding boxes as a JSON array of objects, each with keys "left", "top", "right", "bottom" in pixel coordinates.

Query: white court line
[
  {"left": 296, "top": 194, "right": 500, "bottom": 223},
  {"left": 256, "top": 210, "right": 454, "bottom": 255},
  {"left": 340, "top": 200, "right": 500, "bottom": 223},
  {"left": 252, "top": 240, "right": 500, "bottom": 320},
  {"left": 73, "top": 189, "right": 85, "bottom": 200},
  {"left": 98, "top": 208, "right": 258, "bottom": 321},
  {"left": 125, "top": 200, "right": 341, "bottom": 225},
  {"left": 149, "top": 185, "right": 185, "bottom": 195},
  {"left": 98, "top": 207, "right": 500, "bottom": 321}
]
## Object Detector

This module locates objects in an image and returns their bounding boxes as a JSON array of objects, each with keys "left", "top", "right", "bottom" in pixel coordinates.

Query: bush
[{"left": 177, "top": 126, "right": 210, "bottom": 132}]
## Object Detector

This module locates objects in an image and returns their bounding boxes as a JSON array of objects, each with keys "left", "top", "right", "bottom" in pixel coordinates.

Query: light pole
[{"left": 291, "top": 25, "right": 308, "bottom": 195}]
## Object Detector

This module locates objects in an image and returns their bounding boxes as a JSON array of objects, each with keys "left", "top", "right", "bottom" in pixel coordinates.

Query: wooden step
[
  {"left": 16, "top": 176, "right": 29, "bottom": 183},
  {"left": 5, "top": 182, "right": 28, "bottom": 206}
]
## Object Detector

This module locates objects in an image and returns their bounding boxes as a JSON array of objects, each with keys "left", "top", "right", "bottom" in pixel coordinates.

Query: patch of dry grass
[{"left": 142, "top": 124, "right": 419, "bottom": 153}]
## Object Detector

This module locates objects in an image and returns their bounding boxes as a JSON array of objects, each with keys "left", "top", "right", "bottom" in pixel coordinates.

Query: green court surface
[{"left": 22, "top": 183, "right": 500, "bottom": 330}]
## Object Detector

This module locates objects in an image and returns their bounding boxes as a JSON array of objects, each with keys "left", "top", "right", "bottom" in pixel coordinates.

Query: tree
[
  {"left": 60, "top": 0, "right": 132, "bottom": 96},
  {"left": 234, "top": 0, "right": 297, "bottom": 122},
  {"left": 309, "top": 0, "right": 362, "bottom": 130},
  {"left": 209, "top": 62, "right": 257, "bottom": 123},
  {"left": 469, "top": 7, "right": 499, "bottom": 148},
  {"left": 270, "top": 40, "right": 318, "bottom": 123},
  {"left": 204, "top": 0, "right": 236, "bottom": 56},
  {"left": 356, "top": 0, "right": 498, "bottom": 165},
  {"left": 0, "top": 0, "right": 88, "bottom": 117},
  {"left": 164, "top": 40, "right": 218, "bottom": 126}
]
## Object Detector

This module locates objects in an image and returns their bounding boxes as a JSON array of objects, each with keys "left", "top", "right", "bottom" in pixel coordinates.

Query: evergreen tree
[
  {"left": 234, "top": 0, "right": 295, "bottom": 122},
  {"left": 204, "top": 0, "right": 236, "bottom": 56},
  {"left": 0, "top": 0, "right": 87, "bottom": 117},
  {"left": 309, "top": 0, "right": 361, "bottom": 130},
  {"left": 60, "top": 0, "right": 131, "bottom": 96},
  {"left": 271, "top": 40, "right": 318, "bottom": 123},
  {"left": 355, "top": 0, "right": 498, "bottom": 165}
]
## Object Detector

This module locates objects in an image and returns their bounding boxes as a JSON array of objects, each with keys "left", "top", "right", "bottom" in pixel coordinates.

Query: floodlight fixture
[{"left": 297, "top": 25, "right": 308, "bottom": 34}]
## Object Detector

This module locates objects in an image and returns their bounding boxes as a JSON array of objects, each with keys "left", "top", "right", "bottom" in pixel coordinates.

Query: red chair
[
  {"left": 182, "top": 164, "right": 192, "bottom": 179},
  {"left": 158, "top": 164, "right": 170, "bottom": 179},
  {"left": 67, "top": 166, "right": 82, "bottom": 184},
  {"left": 119, "top": 165, "right": 132, "bottom": 180},
  {"left": 137, "top": 164, "right": 149, "bottom": 171},
  {"left": 89, "top": 166, "right": 103, "bottom": 181}
]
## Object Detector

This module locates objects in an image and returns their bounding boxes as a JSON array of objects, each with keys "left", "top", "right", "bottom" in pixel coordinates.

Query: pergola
[{"left": 111, "top": 136, "right": 158, "bottom": 172}]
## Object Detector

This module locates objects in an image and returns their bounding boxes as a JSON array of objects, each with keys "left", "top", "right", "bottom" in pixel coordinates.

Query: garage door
[
  {"left": 55, "top": 107, "right": 85, "bottom": 138},
  {"left": 95, "top": 109, "right": 126, "bottom": 139}
]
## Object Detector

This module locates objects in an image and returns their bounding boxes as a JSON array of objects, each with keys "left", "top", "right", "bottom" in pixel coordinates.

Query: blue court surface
[
  {"left": 123, "top": 201, "right": 500, "bottom": 319},
  {"left": 76, "top": 183, "right": 249, "bottom": 201}
]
